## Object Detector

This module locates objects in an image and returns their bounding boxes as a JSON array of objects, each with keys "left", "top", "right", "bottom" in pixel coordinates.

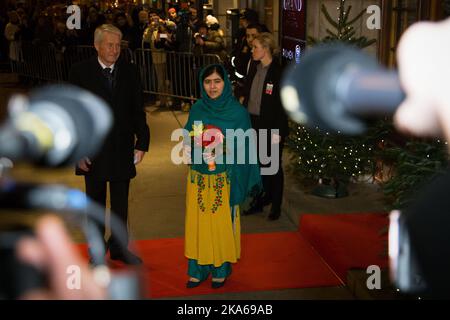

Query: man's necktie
[{"left": 103, "top": 67, "right": 113, "bottom": 89}]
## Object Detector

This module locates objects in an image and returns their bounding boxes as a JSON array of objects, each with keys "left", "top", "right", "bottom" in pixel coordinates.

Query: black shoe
[
  {"left": 261, "top": 197, "right": 272, "bottom": 207},
  {"left": 268, "top": 210, "right": 281, "bottom": 221},
  {"left": 242, "top": 204, "right": 263, "bottom": 216},
  {"left": 211, "top": 278, "right": 226, "bottom": 289},
  {"left": 110, "top": 249, "right": 143, "bottom": 265},
  {"left": 186, "top": 278, "right": 203, "bottom": 288}
]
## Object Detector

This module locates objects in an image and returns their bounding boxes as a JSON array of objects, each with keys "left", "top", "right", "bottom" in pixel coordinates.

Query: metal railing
[
  {"left": 10, "top": 42, "right": 222, "bottom": 103},
  {"left": 11, "top": 42, "right": 63, "bottom": 82},
  {"left": 134, "top": 48, "right": 221, "bottom": 102}
]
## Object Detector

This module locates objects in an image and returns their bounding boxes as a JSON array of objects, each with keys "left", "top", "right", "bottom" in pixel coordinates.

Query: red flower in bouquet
[
  {"left": 201, "top": 124, "right": 224, "bottom": 147},
  {"left": 190, "top": 124, "right": 225, "bottom": 171}
]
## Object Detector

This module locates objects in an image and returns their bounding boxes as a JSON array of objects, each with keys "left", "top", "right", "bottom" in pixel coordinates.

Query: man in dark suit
[{"left": 69, "top": 24, "right": 150, "bottom": 264}]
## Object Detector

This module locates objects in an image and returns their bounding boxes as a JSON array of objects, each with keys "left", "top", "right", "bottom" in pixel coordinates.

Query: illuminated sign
[
  {"left": 284, "top": 0, "right": 303, "bottom": 12},
  {"left": 281, "top": 0, "right": 306, "bottom": 63}
]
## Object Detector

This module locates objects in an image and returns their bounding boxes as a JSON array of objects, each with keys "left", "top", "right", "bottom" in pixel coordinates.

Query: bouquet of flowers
[{"left": 189, "top": 123, "right": 225, "bottom": 171}]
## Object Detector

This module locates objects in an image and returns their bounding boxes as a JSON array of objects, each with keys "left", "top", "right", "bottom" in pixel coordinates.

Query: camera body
[
  {"left": 194, "top": 32, "right": 206, "bottom": 40},
  {"left": 389, "top": 211, "right": 428, "bottom": 294},
  {"left": 0, "top": 226, "right": 47, "bottom": 299}
]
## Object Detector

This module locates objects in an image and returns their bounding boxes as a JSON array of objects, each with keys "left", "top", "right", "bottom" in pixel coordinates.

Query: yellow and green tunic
[{"left": 185, "top": 170, "right": 241, "bottom": 279}]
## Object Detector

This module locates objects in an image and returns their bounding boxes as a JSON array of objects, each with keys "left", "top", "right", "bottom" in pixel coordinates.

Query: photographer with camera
[
  {"left": 390, "top": 18, "right": 450, "bottom": 298},
  {"left": 193, "top": 15, "right": 227, "bottom": 62},
  {"left": 193, "top": 22, "right": 208, "bottom": 55},
  {"left": 0, "top": 81, "right": 143, "bottom": 299}
]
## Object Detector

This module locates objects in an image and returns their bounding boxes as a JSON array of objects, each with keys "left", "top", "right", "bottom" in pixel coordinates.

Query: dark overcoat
[
  {"left": 242, "top": 60, "right": 289, "bottom": 138},
  {"left": 69, "top": 56, "right": 150, "bottom": 181}
]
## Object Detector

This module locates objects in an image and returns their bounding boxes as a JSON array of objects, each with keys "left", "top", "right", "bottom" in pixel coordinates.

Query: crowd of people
[
  {"left": 1, "top": 2, "right": 273, "bottom": 76},
  {"left": 0, "top": 1, "right": 249, "bottom": 61},
  {"left": 1, "top": 2, "right": 278, "bottom": 107}
]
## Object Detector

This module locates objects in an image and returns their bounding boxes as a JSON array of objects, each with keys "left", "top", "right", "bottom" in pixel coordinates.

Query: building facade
[{"left": 209, "top": 0, "right": 446, "bottom": 65}]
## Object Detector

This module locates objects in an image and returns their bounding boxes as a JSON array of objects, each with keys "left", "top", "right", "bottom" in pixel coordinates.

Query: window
[{"left": 379, "top": 0, "right": 445, "bottom": 67}]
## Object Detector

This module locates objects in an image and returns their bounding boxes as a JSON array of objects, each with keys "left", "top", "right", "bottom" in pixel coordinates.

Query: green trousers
[{"left": 187, "top": 259, "right": 231, "bottom": 280}]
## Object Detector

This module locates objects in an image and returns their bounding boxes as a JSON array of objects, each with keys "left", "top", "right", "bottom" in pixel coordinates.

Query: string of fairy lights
[
  {"left": 292, "top": 123, "right": 450, "bottom": 181},
  {"left": 294, "top": 125, "right": 376, "bottom": 178}
]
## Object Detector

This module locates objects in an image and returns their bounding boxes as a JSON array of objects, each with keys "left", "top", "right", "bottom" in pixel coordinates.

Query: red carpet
[
  {"left": 137, "top": 232, "right": 342, "bottom": 298},
  {"left": 77, "top": 213, "right": 387, "bottom": 297},
  {"left": 80, "top": 231, "right": 343, "bottom": 298},
  {"left": 299, "top": 213, "right": 389, "bottom": 282}
]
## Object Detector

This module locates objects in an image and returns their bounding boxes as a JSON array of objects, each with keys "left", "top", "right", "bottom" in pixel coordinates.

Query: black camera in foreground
[
  {"left": 390, "top": 170, "right": 450, "bottom": 299},
  {"left": 0, "top": 225, "right": 47, "bottom": 299},
  {"left": 0, "top": 85, "right": 141, "bottom": 299}
]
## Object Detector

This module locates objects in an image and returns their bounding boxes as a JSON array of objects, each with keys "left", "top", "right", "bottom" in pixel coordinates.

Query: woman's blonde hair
[
  {"left": 254, "top": 32, "right": 278, "bottom": 56},
  {"left": 94, "top": 24, "right": 122, "bottom": 44}
]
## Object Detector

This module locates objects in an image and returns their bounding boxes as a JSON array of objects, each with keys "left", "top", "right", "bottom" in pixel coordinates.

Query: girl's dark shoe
[
  {"left": 211, "top": 278, "right": 226, "bottom": 289},
  {"left": 268, "top": 209, "right": 281, "bottom": 221},
  {"left": 186, "top": 278, "right": 203, "bottom": 288}
]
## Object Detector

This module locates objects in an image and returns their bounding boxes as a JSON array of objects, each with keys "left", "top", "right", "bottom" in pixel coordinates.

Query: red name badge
[{"left": 265, "top": 83, "right": 274, "bottom": 95}]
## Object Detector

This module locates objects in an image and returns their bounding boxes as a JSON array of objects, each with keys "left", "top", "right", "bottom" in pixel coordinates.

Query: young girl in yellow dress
[{"left": 183, "top": 64, "right": 262, "bottom": 288}]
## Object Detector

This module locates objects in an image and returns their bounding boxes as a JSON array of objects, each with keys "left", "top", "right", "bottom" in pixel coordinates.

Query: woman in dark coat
[{"left": 240, "top": 32, "right": 289, "bottom": 220}]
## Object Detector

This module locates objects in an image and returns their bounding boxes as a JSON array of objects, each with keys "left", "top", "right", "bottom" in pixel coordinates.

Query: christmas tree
[
  {"left": 308, "top": 0, "right": 376, "bottom": 48},
  {"left": 288, "top": 0, "right": 380, "bottom": 198},
  {"left": 288, "top": 121, "right": 391, "bottom": 197}
]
